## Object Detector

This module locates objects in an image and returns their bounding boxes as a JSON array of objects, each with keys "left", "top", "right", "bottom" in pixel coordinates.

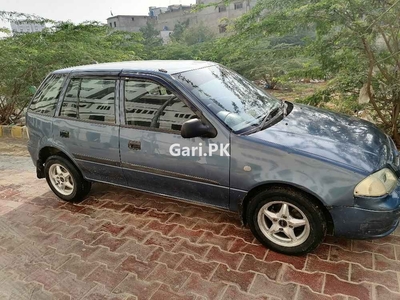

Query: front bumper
[{"left": 329, "top": 185, "right": 400, "bottom": 239}]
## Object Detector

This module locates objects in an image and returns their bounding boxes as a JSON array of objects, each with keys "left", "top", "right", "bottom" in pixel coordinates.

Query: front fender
[{"left": 229, "top": 134, "right": 365, "bottom": 211}]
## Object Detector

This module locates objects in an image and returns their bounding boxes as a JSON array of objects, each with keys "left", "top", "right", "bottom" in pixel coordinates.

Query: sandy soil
[{"left": 0, "top": 138, "right": 29, "bottom": 156}]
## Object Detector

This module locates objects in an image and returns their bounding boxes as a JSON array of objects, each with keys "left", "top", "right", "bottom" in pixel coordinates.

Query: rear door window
[
  {"left": 60, "top": 78, "right": 116, "bottom": 124},
  {"left": 29, "top": 75, "right": 65, "bottom": 116}
]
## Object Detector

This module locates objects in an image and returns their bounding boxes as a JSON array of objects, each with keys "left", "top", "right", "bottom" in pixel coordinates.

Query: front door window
[{"left": 124, "top": 79, "right": 196, "bottom": 131}]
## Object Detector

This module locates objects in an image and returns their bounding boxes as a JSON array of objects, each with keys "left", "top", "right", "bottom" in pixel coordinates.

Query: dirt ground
[{"left": 0, "top": 138, "right": 29, "bottom": 156}]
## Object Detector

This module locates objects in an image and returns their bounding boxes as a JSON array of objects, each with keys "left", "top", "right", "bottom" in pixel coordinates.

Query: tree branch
[{"left": 363, "top": 38, "right": 392, "bottom": 127}]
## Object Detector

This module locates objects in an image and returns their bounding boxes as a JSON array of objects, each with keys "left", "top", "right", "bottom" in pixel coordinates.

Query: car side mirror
[
  {"left": 181, "top": 119, "right": 216, "bottom": 138},
  {"left": 28, "top": 86, "right": 37, "bottom": 95}
]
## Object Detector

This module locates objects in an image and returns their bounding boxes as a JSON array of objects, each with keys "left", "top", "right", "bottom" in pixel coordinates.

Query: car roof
[{"left": 53, "top": 60, "right": 216, "bottom": 75}]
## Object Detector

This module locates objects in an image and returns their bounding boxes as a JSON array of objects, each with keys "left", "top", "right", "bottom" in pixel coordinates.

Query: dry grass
[{"left": 268, "top": 82, "right": 327, "bottom": 102}]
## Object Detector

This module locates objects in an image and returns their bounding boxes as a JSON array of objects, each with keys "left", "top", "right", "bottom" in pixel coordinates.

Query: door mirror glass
[
  {"left": 181, "top": 118, "right": 216, "bottom": 138},
  {"left": 28, "top": 85, "right": 37, "bottom": 95}
]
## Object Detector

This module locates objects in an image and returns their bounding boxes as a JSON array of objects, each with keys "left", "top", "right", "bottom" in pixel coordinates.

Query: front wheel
[
  {"left": 247, "top": 187, "right": 327, "bottom": 255},
  {"left": 45, "top": 155, "right": 91, "bottom": 202}
]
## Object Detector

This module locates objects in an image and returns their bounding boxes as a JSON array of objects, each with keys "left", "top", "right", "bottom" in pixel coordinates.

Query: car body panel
[
  {"left": 256, "top": 104, "right": 392, "bottom": 174},
  {"left": 120, "top": 126, "right": 231, "bottom": 208},
  {"left": 229, "top": 132, "right": 365, "bottom": 210},
  {"left": 329, "top": 184, "right": 400, "bottom": 238},
  {"left": 52, "top": 118, "right": 125, "bottom": 185},
  {"left": 27, "top": 113, "right": 54, "bottom": 166}
]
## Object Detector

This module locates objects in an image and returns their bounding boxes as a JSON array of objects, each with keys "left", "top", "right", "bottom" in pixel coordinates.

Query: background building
[
  {"left": 149, "top": 6, "right": 168, "bottom": 18},
  {"left": 10, "top": 21, "right": 45, "bottom": 34},
  {"left": 107, "top": 15, "right": 155, "bottom": 32},
  {"left": 107, "top": 1, "right": 257, "bottom": 37}
]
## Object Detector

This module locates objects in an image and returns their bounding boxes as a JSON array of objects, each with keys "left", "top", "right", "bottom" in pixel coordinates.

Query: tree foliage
[
  {"left": 140, "top": 22, "right": 163, "bottom": 48},
  {"left": 170, "top": 19, "right": 190, "bottom": 42},
  {"left": 0, "top": 13, "right": 143, "bottom": 124},
  {"left": 232, "top": 0, "right": 400, "bottom": 142},
  {"left": 181, "top": 23, "right": 216, "bottom": 46},
  {"left": 2, "top": 2, "right": 400, "bottom": 144}
]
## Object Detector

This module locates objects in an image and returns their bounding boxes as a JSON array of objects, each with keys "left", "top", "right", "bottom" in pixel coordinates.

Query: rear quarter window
[{"left": 29, "top": 75, "right": 65, "bottom": 116}]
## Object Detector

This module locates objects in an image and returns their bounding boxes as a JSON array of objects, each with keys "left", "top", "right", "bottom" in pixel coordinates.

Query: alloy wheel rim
[
  {"left": 49, "top": 164, "right": 74, "bottom": 196},
  {"left": 257, "top": 201, "right": 310, "bottom": 247}
]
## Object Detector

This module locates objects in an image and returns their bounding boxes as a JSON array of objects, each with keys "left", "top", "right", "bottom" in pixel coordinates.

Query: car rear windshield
[
  {"left": 173, "top": 65, "right": 280, "bottom": 132},
  {"left": 29, "top": 75, "right": 65, "bottom": 116}
]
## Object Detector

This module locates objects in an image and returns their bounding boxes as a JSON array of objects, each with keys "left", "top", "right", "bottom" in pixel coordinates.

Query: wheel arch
[
  {"left": 239, "top": 182, "right": 334, "bottom": 234},
  {"left": 37, "top": 146, "right": 83, "bottom": 179}
]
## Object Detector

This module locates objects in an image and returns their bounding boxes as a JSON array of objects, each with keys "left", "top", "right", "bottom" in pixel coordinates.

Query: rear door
[
  {"left": 53, "top": 73, "right": 125, "bottom": 185},
  {"left": 119, "top": 74, "right": 231, "bottom": 208}
]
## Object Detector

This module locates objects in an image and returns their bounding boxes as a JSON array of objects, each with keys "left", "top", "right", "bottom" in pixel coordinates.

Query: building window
[
  {"left": 218, "top": 6, "right": 226, "bottom": 12},
  {"left": 109, "top": 23, "right": 112, "bottom": 27},
  {"left": 114, "top": 22, "right": 117, "bottom": 27},
  {"left": 234, "top": 2, "right": 243, "bottom": 9},
  {"left": 219, "top": 25, "right": 227, "bottom": 34},
  {"left": 132, "top": 17, "right": 135, "bottom": 21}
]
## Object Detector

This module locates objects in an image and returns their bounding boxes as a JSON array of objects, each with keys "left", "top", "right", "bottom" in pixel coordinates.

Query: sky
[{"left": 0, "top": 0, "right": 195, "bottom": 30}]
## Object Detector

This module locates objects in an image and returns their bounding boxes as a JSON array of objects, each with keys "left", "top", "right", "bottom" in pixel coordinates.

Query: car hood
[{"left": 250, "top": 103, "right": 393, "bottom": 174}]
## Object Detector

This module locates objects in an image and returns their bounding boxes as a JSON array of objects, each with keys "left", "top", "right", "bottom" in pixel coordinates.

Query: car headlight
[{"left": 354, "top": 168, "right": 397, "bottom": 197}]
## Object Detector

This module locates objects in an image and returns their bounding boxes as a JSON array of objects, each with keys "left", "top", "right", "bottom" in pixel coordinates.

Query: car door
[
  {"left": 53, "top": 73, "right": 125, "bottom": 185},
  {"left": 119, "top": 74, "right": 230, "bottom": 208}
]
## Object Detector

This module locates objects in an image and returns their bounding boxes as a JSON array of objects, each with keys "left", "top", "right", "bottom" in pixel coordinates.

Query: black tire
[
  {"left": 246, "top": 186, "right": 326, "bottom": 255},
  {"left": 44, "top": 155, "right": 91, "bottom": 202}
]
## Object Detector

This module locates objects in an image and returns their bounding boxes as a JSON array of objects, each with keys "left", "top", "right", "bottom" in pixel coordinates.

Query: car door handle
[
  {"left": 128, "top": 140, "right": 141, "bottom": 150},
  {"left": 60, "top": 130, "right": 69, "bottom": 138}
]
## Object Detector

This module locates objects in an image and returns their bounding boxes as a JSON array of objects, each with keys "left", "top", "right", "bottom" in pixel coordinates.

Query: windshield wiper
[{"left": 259, "top": 101, "right": 286, "bottom": 130}]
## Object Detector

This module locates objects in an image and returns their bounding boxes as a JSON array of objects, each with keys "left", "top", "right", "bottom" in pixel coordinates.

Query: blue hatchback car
[{"left": 26, "top": 60, "right": 400, "bottom": 255}]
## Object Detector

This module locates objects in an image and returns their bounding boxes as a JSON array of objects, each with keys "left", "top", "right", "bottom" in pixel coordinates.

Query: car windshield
[{"left": 173, "top": 65, "right": 281, "bottom": 132}]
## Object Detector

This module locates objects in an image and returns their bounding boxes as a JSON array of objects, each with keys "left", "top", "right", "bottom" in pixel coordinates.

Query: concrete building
[
  {"left": 155, "top": 1, "right": 257, "bottom": 34},
  {"left": 10, "top": 21, "right": 45, "bottom": 34},
  {"left": 156, "top": 4, "right": 195, "bottom": 32},
  {"left": 107, "top": 15, "right": 155, "bottom": 32},
  {"left": 194, "top": 0, "right": 257, "bottom": 34},
  {"left": 149, "top": 6, "right": 168, "bottom": 18},
  {"left": 107, "top": 1, "right": 257, "bottom": 38}
]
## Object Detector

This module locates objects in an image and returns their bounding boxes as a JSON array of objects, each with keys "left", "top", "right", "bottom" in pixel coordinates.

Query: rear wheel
[
  {"left": 247, "top": 186, "right": 326, "bottom": 255},
  {"left": 45, "top": 155, "right": 91, "bottom": 202}
]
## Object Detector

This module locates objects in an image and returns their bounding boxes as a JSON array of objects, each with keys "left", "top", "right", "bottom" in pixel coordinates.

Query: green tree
[
  {"left": 140, "top": 22, "right": 163, "bottom": 48},
  {"left": 170, "top": 19, "right": 190, "bottom": 42},
  {"left": 232, "top": 0, "right": 400, "bottom": 143},
  {"left": 0, "top": 12, "right": 144, "bottom": 124},
  {"left": 182, "top": 22, "right": 216, "bottom": 45}
]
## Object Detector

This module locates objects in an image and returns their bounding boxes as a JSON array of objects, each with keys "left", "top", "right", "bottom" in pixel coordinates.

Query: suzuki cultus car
[{"left": 26, "top": 61, "right": 400, "bottom": 255}]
